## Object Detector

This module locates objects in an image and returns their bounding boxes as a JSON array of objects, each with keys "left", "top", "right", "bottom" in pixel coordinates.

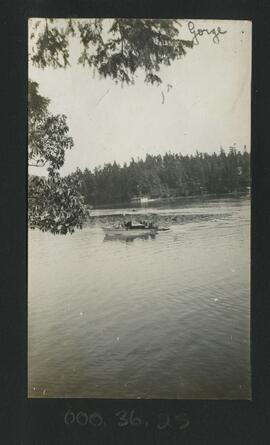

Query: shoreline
[
  {"left": 88, "top": 212, "right": 233, "bottom": 227},
  {"left": 90, "top": 191, "right": 250, "bottom": 210}
]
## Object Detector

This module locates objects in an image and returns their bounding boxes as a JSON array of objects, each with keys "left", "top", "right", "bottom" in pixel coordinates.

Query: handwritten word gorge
[{"left": 188, "top": 21, "right": 227, "bottom": 45}]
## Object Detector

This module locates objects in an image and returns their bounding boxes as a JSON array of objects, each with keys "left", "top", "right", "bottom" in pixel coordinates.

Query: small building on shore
[{"left": 131, "top": 196, "right": 149, "bottom": 204}]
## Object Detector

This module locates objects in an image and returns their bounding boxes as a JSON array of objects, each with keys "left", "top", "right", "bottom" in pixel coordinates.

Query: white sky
[{"left": 29, "top": 19, "right": 251, "bottom": 175}]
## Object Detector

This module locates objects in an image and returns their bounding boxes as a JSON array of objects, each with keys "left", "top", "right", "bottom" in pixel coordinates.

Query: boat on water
[
  {"left": 102, "top": 220, "right": 169, "bottom": 237},
  {"left": 102, "top": 227, "right": 158, "bottom": 237}
]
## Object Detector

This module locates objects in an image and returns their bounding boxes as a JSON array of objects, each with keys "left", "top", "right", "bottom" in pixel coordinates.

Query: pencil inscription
[{"left": 188, "top": 20, "right": 227, "bottom": 45}]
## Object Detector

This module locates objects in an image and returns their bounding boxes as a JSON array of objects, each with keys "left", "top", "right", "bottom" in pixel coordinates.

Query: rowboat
[
  {"left": 102, "top": 221, "right": 170, "bottom": 238},
  {"left": 102, "top": 227, "right": 158, "bottom": 237}
]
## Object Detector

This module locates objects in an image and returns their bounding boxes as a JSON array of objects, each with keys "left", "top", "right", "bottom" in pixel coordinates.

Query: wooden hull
[{"left": 102, "top": 227, "right": 157, "bottom": 237}]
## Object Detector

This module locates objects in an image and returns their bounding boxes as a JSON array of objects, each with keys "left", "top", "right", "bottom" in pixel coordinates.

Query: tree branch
[{"left": 28, "top": 161, "right": 48, "bottom": 167}]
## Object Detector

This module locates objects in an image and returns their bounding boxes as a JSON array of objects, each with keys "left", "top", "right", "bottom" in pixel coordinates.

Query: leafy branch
[{"left": 29, "top": 18, "right": 193, "bottom": 85}]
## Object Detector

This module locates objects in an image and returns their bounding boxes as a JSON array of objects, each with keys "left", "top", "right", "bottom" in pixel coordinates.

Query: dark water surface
[{"left": 28, "top": 197, "right": 250, "bottom": 399}]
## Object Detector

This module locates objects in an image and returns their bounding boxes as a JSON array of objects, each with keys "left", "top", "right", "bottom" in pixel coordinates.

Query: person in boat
[
  {"left": 125, "top": 220, "right": 146, "bottom": 230},
  {"left": 142, "top": 220, "right": 152, "bottom": 229},
  {"left": 114, "top": 222, "right": 123, "bottom": 229},
  {"left": 124, "top": 220, "right": 132, "bottom": 229}
]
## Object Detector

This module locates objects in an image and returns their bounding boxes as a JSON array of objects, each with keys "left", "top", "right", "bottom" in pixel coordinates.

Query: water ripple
[{"left": 28, "top": 198, "right": 250, "bottom": 399}]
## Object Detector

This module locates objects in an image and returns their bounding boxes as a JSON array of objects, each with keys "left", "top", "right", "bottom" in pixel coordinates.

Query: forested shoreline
[{"left": 70, "top": 148, "right": 250, "bottom": 207}]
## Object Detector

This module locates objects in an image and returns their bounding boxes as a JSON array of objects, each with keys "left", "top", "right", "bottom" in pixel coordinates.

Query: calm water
[{"left": 28, "top": 197, "right": 250, "bottom": 399}]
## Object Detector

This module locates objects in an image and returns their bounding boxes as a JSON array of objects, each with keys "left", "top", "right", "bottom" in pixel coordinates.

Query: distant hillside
[{"left": 70, "top": 148, "right": 250, "bottom": 206}]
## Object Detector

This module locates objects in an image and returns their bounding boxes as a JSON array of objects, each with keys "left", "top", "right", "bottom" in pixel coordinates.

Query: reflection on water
[
  {"left": 28, "top": 197, "right": 250, "bottom": 399},
  {"left": 104, "top": 233, "right": 156, "bottom": 243}
]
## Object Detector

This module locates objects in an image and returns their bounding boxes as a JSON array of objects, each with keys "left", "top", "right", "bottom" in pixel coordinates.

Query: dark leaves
[
  {"left": 28, "top": 174, "right": 90, "bottom": 235},
  {"left": 31, "top": 20, "right": 70, "bottom": 69},
  {"left": 28, "top": 80, "right": 50, "bottom": 117},
  {"left": 145, "top": 73, "right": 162, "bottom": 85},
  {"left": 29, "top": 19, "right": 193, "bottom": 84},
  {"left": 28, "top": 80, "right": 88, "bottom": 235}
]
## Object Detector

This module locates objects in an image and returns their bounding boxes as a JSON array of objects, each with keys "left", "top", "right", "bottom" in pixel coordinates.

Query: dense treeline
[{"left": 72, "top": 148, "right": 250, "bottom": 206}]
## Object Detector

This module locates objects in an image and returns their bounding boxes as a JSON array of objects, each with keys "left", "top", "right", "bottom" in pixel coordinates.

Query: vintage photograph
[{"left": 28, "top": 18, "right": 251, "bottom": 399}]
